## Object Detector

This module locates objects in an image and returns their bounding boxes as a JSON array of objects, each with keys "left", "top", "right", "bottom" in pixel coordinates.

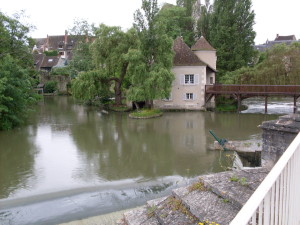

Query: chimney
[{"left": 64, "top": 30, "right": 68, "bottom": 45}]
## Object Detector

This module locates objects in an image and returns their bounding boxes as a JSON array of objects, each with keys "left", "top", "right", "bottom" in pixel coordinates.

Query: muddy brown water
[{"left": 0, "top": 96, "right": 278, "bottom": 225}]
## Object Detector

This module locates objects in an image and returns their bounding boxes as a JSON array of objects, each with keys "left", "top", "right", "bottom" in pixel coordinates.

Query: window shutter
[
  {"left": 180, "top": 75, "right": 185, "bottom": 85},
  {"left": 183, "top": 93, "right": 186, "bottom": 100},
  {"left": 194, "top": 93, "right": 197, "bottom": 100},
  {"left": 195, "top": 74, "right": 200, "bottom": 84}
]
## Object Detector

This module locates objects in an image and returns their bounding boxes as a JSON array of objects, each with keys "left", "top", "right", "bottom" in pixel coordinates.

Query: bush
[
  {"left": 51, "top": 67, "right": 70, "bottom": 76},
  {"left": 129, "top": 109, "right": 162, "bottom": 118},
  {"left": 44, "top": 81, "right": 57, "bottom": 93},
  {"left": 44, "top": 50, "right": 58, "bottom": 56}
]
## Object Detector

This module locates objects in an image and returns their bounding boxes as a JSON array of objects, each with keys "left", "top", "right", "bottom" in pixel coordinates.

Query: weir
[{"left": 119, "top": 114, "right": 300, "bottom": 225}]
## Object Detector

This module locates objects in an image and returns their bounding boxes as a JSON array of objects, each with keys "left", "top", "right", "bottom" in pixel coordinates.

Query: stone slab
[
  {"left": 214, "top": 140, "right": 262, "bottom": 152},
  {"left": 147, "top": 196, "right": 168, "bottom": 208},
  {"left": 199, "top": 168, "right": 269, "bottom": 209},
  {"left": 173, "top": 186, "right": 239, "bottom": 225},
  {"left": 123, "top": 206, "right": 159, "bottom": 225},
  {"left": 154, "top": 196, "right": 198, "bottom": 225}
]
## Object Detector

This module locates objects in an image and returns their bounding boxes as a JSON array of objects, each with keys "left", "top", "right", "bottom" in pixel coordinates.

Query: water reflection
[
  {"left": 0, "top": 127, "right": 37, "bottom": 199},
  {"left": 0, "top": 97, "right": 278, "bottom": 201}
]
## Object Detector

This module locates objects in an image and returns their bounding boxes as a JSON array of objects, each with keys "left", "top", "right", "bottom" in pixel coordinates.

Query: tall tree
[
  {"left": 201, "top": 0, "right": 256, "bottom": 80},
  {"left": 71, "top": 24, "right": 138, "bottom": 105},
  {"left": 127, "top": 0, "right": 174, "bottom": 108},
  {"left": 68, "top": 19, "right": 95, "bottom": 77},
  {"left": 0, "top": 11, "right": 38, "bottom": 130},
  {"left": 157, "top": 3, "right": 195, "bottom": 46},
  {"left": 197, "top": 0, "right": 212, "bottom": 38},
  {"left": 91, "top": 24, "right": 138, "bottom": 105}
]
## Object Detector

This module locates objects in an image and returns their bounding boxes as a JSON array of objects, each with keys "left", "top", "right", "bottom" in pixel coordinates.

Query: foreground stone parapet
[
  {"left": 200, "top": 168, "right": 269, "bottom": 209},
  {"left": 123, "top": 206, "right": 160, "bottom": 225},
  {"left": 119, "top": 168, "right": 269, "bottom": 225},
  {"left": 260, "top": 114, "right": 300, "bottom": 167},
  {"left": 173, "top": 186, "right": 239, "bottom": 225}
]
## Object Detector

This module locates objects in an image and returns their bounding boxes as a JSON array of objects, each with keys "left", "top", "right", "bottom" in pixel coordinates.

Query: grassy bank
[{"left": 129, "top": 109, "right": 163, "bottom": 119}]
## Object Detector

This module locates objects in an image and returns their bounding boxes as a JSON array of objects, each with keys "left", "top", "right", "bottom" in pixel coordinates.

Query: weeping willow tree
[
  {"left": 71, "top": 24, "right": 139, "bottom": 105},
  {"left": 221, "top": 43, "right": 300, "bottom": 85}
]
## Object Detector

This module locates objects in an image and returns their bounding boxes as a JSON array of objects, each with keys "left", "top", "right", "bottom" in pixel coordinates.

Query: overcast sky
[{"left": 1, "top": 0, "right": 300, "bottom": 44}]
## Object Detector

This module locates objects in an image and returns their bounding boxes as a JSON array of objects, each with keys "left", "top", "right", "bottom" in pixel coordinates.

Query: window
[
  {"left": 185, "top": 74, "right": 194, "bottom": 84},
  {"left": 181, "top": 74, "right": 199, "bottom": 85},
  {"left": 210, "top": 77, "right": 214, "bottom": 84},
  {"left": 186, "top": 93, "right": 194, "bottom": 100}
]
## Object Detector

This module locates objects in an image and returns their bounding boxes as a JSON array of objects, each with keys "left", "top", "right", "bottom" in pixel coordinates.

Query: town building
[
  {"left": 154, "top": 36, "right": 216, "bottom": 110},
  {"left": 255, "top": 34, "right": 300, "bottom": 51}
]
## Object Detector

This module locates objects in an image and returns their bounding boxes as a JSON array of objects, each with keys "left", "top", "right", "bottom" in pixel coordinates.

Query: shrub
[
  {"left": 44, "top": 81, "right": 57, "bottom": 93},
  {"left": 44, "top": 50, "right": 58, "bottom": 56}
]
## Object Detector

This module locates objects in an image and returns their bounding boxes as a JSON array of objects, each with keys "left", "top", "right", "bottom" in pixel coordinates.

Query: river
[{"left": 0, "top": 96, "right": 285, "bottom": 224}]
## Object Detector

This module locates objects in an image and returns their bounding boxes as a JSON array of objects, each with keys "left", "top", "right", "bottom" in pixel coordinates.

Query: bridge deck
[{"left": 205, "top": 85, "right": 300, "bottom": 112}]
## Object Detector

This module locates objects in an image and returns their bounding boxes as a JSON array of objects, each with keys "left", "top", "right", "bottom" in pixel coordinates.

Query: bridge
[{"left": 205, "top": 84, "right": 300, "bottom": 113}]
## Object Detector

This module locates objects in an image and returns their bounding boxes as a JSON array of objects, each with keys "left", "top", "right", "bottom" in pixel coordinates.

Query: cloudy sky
[{"left": 1, "top": 0, "right": 299, "bottom": 44}]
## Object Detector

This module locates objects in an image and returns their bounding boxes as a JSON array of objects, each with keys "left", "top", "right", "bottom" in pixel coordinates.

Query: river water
[{"left": 0, "top": 96, "right": 287, "bottom": 224}]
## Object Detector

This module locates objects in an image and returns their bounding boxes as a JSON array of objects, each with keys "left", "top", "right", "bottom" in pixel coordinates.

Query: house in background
[
  {"left": 32, "top": 30, "right": 84, "bottom": 60},
  {"left": 255, "top": 34, "right": 300, "bottom": 51},
  {"left": 154, "top": 36, "right": 216, "bottom": 110}
]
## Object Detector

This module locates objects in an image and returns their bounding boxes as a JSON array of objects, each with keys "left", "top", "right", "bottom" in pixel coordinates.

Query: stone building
[
  {"left": 154, "top": 36, "right": 216, "bottom": 110},
  {"left": 255, "top": 34, "right": 300, "bottom": 51}
]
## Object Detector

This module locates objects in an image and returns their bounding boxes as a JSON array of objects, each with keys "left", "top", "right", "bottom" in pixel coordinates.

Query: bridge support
[
  {"left": 237, "top": 95, "right": 241, "bottom": 112},
  {"left": 265, "top": 96, "right": 268, "bottom": 114},
  {"left": 294, "top": 96, "right": 298, "bottom": 113}
]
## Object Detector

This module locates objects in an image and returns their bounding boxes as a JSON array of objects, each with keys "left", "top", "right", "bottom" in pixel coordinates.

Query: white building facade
[{"left": 154, "top": 36, "right": 216, "bottom": 110}]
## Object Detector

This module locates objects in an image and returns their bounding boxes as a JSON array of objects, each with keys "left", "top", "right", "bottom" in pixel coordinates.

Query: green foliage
[
  {"left": 91, "top": 24, "right": 138, "bottom": 105},
  {"left": 44, "top": 50, "right": 58, "bottom": 56},
  {"left": 221, "top": 43, "right": 300, "bottom": 85},
  {"left": 0, "top": 11, "right": 38, "bottom": 130},
  {"left": 197, "top": 0, "right": 212, "bottom": 38},
  {"left": 50, "top": 66, "right": 70, "bottom": 76},
  {"left": 0, "top": 56, "right": 38, "bottom": 130},
  {"left": 128, "top": 0, "right": 174, "bottom": 107},
  {"left": 67, "top": 19, "right": 95, "bottom": 77},
  {"left": 71, "top": 70, "right": 110, "bottom": 104},
  {"left": 199, "top": 0, "right": 256, "bottom": 80},
  {"left": 229, "top": 175, "right": 239, "bottom": 182},
  {"left": 156, "top": 3, "right": 195, "bottom": 47},
  {"left": 44, "top": 81, "right": 57, "bottom": 93},
  {"left": 130, "top": 109, "right": 162, "bottom": 118},
  {"left": 69, "top": 21, "right": 138, "bottom": 105}
]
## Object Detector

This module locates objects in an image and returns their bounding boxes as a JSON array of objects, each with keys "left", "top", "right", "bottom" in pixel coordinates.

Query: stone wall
[
  {"left": 40, "top": 72, "right": 71, "bottom": 94},
  {"left": 260, "top": 114, "right": 300, "bottom": 168}
]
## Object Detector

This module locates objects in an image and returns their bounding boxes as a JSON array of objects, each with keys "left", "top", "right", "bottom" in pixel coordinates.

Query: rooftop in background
[
  {"left": 173, "top": 37, "right": 206, "bottom": 67},
  {"left": 255, "top": 34, "right": 300, "bottom": 51},
  {"left": 191, "top": 36, "right": 216, "bottom": 51}
]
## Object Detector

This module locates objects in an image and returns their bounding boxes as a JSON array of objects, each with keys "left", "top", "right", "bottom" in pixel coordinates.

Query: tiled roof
[
  {"left": 33, "top": 54, "right": 45, "bottom": 70},
  {"left": 191, "top": 36, "right": 215, "bottom": 51},
  {"left": 34, "top": 38, "right": 46, "bottom": 46},
  {"left": 173, "top": 37, "right": 206, "bottom": 66},
  {"left": 275, "top": 35, "right": 296, "bottom": 41},
  {"left": 40, "top": 56, "right": 60, "bottom": 68}
]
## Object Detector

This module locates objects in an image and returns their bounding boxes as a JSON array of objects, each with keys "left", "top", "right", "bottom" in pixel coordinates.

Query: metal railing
[{"left": 230, "top": 133, "right": 300, "bottom": 225}]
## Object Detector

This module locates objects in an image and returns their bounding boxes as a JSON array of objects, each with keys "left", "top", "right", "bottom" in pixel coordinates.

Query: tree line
[
  {"left": 4, "top": 0, "right": 293, "bottom": 129},
  {"left": 0, "top": 11, "right": 40, "bottom": 130},
  {"left": 70, "top": 0, "right": 258, "bottom": 107}
]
